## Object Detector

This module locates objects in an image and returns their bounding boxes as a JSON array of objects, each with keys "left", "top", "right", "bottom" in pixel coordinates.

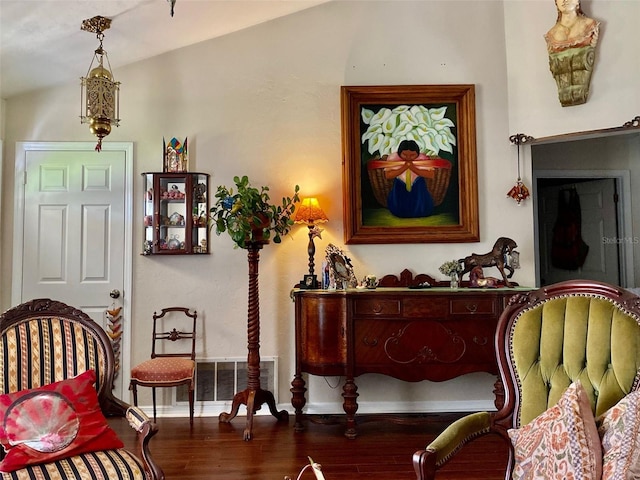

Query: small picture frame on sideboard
[{"left": 300, "top": 274, "right": 318, "bottom": 289}]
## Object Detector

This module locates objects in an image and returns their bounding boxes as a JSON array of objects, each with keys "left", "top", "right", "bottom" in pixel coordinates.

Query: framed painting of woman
[{"left": 341, "top": 85, "right": 479, "bottom": 244}]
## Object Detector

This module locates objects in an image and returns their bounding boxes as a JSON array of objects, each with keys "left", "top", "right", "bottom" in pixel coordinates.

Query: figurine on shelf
[
  {"left": 169, "top": 212, "right": 185, "bottom": 226},
  {"left": 163, "top": 137, "right": 188, "bottom": 172},
  {"left": 162, "top": 184, "right": 186, "bottom": 200},
  {"left": 458, "top": 237, "right": 518, "bottom": 287},
  {"left": 363, "top": 275, "right": 378, "bottom": 289},
  {"left": 167, "top": 235, "right": 181, "bottom": 250},
  {"left": 469, "top": 266, "right": 499, "bottom": 288},
  {"left": 194, "top": 183, "right": 207, "bottom": 203}
]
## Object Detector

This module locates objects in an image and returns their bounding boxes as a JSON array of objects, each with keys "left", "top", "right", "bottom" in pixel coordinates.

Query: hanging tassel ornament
[
  {"left": 106, "top": 305, "right": 123, "bottom": 380},
  {"left": 507, "top": 133, "right": 534, "bottom": 205}
]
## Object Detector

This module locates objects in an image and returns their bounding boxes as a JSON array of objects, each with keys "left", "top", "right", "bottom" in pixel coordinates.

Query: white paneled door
[{"left": 13, "top": 142, "right": 133, "bottom": 398}]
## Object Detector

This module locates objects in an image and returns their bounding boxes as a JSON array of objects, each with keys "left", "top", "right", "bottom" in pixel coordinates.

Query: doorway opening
[{"left": 533, "top": 170, "right": 633, "bottom": 288}]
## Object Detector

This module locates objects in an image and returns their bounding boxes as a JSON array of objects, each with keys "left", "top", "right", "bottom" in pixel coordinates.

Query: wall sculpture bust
[{"left": 544, "top": 0, "right": 600, "bottom": 107}]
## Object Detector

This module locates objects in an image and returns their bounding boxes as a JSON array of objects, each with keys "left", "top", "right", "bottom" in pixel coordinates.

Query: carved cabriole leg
[
  {"left": 244, "top": 390, "right": 257, "bottom": 441},
  {"left": 291, "top": 373, "right": 307, "bottom": 432},
  {"left": 342, "top": 378, "right": 359, "bottom": 439},
  {"left": 220, "top": 390, "right": 246, "bottom": 423}
]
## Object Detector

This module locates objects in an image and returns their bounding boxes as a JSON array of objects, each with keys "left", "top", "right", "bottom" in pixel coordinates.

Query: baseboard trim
[{"left": 136, "top": 399, "right": 497, "bottom": 418}]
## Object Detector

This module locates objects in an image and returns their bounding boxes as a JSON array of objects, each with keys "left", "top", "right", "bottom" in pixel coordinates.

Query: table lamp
[{"left": 294, "top": 197, "right": 328, "bottom": 289}]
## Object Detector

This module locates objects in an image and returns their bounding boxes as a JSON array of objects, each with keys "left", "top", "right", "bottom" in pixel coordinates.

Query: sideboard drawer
[
  {"left": 353, "top": 317, "right": 498, "bottom": 381},
  {"left": 354, "top": 298, "right": 401, "bottom": 316},
  {"left": 450, "top": 297, "right": 496, "bottom": 315},
  {"left": 403, "top": 297, "right": 448, "bottom": 317}
]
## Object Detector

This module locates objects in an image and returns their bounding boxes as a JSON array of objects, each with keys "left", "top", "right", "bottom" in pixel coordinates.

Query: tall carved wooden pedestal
[{"left": 219, "top": 240, "right": 288, "bottom": 440}]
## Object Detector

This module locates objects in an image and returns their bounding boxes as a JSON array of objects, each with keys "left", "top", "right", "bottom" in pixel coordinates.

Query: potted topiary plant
[
  {"left": 211, "top": 175, "right": 301, "bottom": 439},
  {"left": 210, "top": 175, "right": 300, "bottom": 249}
]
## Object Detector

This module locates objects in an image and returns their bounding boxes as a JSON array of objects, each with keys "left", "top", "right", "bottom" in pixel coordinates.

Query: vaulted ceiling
[{"left": 0, "top": 0, "right": 330, "bottom": 99}]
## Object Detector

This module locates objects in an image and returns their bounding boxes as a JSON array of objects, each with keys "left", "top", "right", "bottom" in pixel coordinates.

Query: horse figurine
[{"left": 458, "top": 237, "right": 518, "bottom": 287}]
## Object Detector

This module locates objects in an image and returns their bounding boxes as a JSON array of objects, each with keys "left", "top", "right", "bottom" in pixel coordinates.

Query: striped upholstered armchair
[
  {"left": 414, "top": 280, "right": 640, "bottom": 480},
  {"left": 0, "top": 298, "right": 164, "bottom": 480}
]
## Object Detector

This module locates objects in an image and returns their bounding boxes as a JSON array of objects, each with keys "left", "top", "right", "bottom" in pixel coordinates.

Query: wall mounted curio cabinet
[{"left": 142, "top": 172, "right": 210, "bottom": 255}]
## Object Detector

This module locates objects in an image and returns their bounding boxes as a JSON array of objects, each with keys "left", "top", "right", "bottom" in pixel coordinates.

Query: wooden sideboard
[{"left": 291, "top": 275, "right": 529, "bottom": 438}]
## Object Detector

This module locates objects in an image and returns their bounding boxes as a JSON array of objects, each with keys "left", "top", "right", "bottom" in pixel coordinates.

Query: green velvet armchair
[{"left": 413, "top": 280, "right": 640, "bottom": 479}]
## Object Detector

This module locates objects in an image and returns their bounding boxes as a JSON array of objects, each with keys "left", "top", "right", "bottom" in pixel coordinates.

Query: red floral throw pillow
[
  {"left": 0, "top": 370, "right": 124, "bottom": 473},
  {"left": 507, "top": 381, "right": 602, "bottom": 480}
]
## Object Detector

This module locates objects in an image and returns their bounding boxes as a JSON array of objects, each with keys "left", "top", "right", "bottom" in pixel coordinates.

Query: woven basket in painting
[{"left": 366, "top": 157, "right": 452, "bottom": 208}]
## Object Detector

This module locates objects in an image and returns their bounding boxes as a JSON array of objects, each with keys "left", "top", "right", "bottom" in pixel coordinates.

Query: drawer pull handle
[
  {"left": 372, "top": 303, "right": 383, "bottom": 314},
  {"left": 473, "top": 336, "right": 488, "bottom": 346},
  {"left": 466, "top": 303, "right": 478, "bottom": 313},
  {"left": 363, "top": 336, "right": 378, "bottom": 347}
]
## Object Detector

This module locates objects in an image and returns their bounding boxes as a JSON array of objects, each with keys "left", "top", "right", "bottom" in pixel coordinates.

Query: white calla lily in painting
[{"left": 361, "top": 104, "right": 456, "bottom": 157}]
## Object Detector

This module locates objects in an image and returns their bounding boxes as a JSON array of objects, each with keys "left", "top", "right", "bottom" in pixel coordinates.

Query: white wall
[{"left": 2, "top": 0, "right": 638, "bottom": 415}]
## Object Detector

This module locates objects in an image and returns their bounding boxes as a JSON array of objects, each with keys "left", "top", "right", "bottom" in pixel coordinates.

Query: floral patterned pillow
[
  {"left": 508, "top": 381, "right": 602, "bottom": 480},
  {"left": 0, "top": 370, "right": 124, "bottom": 473},
  {"left": 597, "top": 390, "right": 640, "bottom": 480}
]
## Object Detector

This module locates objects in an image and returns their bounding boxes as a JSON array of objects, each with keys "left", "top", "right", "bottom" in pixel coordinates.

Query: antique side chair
[{"left": 130, "top": 307, "right": 197, "bottom": 425}]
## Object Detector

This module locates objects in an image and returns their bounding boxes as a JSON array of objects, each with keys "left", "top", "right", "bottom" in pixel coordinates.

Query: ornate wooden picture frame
[
  {"left": 341, "top": 85, "right": 479, "bottom": 244},
  {"left": 325, "top": 243, "right": 357, "bottom": 289}
]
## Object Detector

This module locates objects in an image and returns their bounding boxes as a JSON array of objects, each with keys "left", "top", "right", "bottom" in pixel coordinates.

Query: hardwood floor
[{"left": 112, "top": 414, "right": 509, "bottom": 479}]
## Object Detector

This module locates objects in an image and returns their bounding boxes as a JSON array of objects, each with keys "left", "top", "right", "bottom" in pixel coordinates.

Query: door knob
[{"left": 110, "top": 289, "right": 121, "bottom": 299}]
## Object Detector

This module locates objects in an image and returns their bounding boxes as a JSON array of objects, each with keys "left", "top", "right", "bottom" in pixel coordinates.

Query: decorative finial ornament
[
  {"left": 622, "top": 116, "right": 640, "bottom": 129},
  {"left": 507, "top": 133, "right": 534, "bottom": 205},
  {"left": 506, "top": 180, "right": 530, "bottom": 206},
  {"left": 309, "top": 225, "right": 324, "bottom": 240},
  {"left": 80, "top": 15, "right": 121, "bottom": 152}
]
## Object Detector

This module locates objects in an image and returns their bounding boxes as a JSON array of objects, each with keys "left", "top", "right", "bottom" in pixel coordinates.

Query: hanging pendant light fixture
[
  {"left": 506, "top": 133, "right": 534, "bottom": 205},
  {"left": 80, "top": 16, "right": 120, "bottom": 152}
]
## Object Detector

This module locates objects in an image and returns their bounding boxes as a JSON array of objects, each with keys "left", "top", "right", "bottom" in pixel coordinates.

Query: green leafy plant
[
  {"left": 439, "top": 259, "right": 462, "bottom": 277},
  {"left": 210, "top": 175, "right": 300, "bottom": 249}
]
